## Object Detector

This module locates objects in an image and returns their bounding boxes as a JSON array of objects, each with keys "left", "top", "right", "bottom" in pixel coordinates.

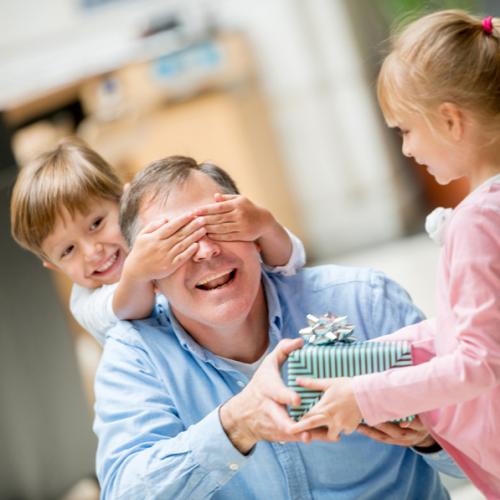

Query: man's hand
[
  {"left": 219, "top": 338, "right": 304, "bottom": 454},
  {"left": 290, "top": 377, "right": 362, "bottom": 442},
  {"left": 123, "top": 213, "right": 206, "bottom": 283},
  {"left": 357, "top": 416, "right": 436, "bottom": 448},
  {"left": 194, "top": 194, "right": 276, "bottom": 243}
]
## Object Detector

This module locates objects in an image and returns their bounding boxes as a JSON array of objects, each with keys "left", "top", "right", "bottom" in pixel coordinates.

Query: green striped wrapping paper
[{"left": 287, "top": 341, "right": 414, "bottom": 422}]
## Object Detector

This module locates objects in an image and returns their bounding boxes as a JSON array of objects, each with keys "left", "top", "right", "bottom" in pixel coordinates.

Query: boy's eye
[
  {"left": 397, "top": 127, "right": 409, "bottom": 137},
  {"left": 90, "top": 216, "right": 104, "bottom": 231},
  {"left": 61, "top": 245, "right": 74, "bottom": 259}
]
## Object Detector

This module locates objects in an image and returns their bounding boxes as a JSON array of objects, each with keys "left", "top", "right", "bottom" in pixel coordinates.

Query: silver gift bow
[{"left": 299, "top": 313, "right": 356, "bottom": 346}]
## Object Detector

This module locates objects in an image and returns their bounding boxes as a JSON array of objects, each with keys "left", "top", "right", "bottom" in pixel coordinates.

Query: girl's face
[
  {"left": 395, "top": 111, "right": 469, "bottom": 185},
  {"left": 40, "top": 198, "right": 128, "bottom": 289}
]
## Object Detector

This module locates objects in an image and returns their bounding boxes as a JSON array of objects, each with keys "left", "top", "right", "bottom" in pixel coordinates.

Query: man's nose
[
  {"left": 193, "top": 236, "right": 221, "bottom": 262},
  {"left": 83, "top": 241, "right": 104, "bottom": 263}
]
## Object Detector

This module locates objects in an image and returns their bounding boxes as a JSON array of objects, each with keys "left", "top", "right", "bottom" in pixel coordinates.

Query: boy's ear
[
  {"left": 42, "top": 260, "right": 58, "bottom": 271},
  {"left": 438, "top": 102, "right": 463, "bottom": 141}
]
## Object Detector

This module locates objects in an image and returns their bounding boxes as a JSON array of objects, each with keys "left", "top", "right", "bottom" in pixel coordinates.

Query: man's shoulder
[
  {"left": 269, "top": 264, "right": 386, "bottom": 292},
  {"left": 104, "top": 314, "right": 168, "bottom": 348}
]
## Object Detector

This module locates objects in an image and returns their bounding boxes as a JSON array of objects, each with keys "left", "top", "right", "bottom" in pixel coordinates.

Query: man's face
[
  {"left": 41, "top": 199, "right": 128, "bottom": 288},
  {"left": 139, "top": 171, "right": 263, "bottom": 335}
]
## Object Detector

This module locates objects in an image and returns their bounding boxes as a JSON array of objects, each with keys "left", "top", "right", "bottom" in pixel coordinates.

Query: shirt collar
[{"left": 156, "top": 269, "right": 284, "bottom": 362}]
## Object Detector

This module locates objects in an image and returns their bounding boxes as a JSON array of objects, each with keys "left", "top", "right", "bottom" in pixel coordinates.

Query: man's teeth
[
  {"left": 96, "top": 253, "right": 117, "bottom": 273},
  {"left": 196, "top": 271, "right": 233, "bottom": 289}
]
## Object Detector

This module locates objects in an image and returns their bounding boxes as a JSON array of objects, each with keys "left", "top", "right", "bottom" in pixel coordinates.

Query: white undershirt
[{"left": 218, "top": 347, "right": 270, "bottom": 379}]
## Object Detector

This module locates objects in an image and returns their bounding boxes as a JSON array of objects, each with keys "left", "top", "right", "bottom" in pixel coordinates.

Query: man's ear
[
  {"left": 42, "top": 260, "right": 58, "bottom": 271},
  {"left": 438, "top": 102, "right": 464, "bottom": 141}
]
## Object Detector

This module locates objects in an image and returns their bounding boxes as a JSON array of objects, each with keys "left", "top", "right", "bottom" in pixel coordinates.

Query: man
[{"left": 94, "top": 156, "right": 462, "bottom": 499}]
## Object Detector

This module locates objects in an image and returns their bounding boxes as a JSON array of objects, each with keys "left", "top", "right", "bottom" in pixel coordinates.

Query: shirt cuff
[
  {"left": 412, "top": 441, "right": 442, "bottom": 454},
  {"left": 262, "top": 228, "right": 306, "bottom": 276},
  {"left": 187, "top": 406, "right": 251, "bottom": 482}
]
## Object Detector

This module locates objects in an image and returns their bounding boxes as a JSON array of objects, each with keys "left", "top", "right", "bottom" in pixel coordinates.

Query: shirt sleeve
[
  {"left": 353, "top": 204, "right": 500, "bottom": 424},
  {"left": 94, "top": 334, "right": 252, "bottom": 499},
  {"left": 263, "top": 228, "right": 306, "bottom": 276},
  {"left": 413, "top": 447, "right": 466, "bottom": 479},
  {"left": 70, "top": 283, "right": 118, "bottom": 345}
]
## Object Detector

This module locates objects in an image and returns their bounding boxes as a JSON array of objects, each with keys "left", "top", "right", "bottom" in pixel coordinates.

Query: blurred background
[{"left": 1, "top": 0, "right": 496, "bottom": 498}]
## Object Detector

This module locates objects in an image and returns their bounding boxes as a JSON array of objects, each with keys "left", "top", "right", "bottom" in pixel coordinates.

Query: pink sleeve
[
  {"left": 352, "top": 203, "right": 500, "bottom": 424},
  {"left": 370, "top": 318, "right": 437, "bottom": 364}
]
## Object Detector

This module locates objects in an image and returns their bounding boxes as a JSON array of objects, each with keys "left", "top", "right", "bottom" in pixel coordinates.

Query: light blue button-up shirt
[{"left": 94, "top": 265, "right": 462, "bottom": 499}]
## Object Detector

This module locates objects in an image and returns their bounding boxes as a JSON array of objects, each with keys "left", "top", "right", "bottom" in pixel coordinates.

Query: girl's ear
[
  {"left": 42, "top": 260, "right": 58, "bottom": 271},
  {"left": 438, "top": 102, "right": 464, "bottom": 141}
]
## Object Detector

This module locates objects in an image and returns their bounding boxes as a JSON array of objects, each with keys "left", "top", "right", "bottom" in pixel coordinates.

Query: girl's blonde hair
[
  {"left": 378, "top": 10, "right": 500, "bottom": 138},
  {"left": 11, "top": 137, "right": 123, "bottom": 260}
]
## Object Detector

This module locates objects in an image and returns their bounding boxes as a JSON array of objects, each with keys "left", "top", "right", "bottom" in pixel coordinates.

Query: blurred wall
[
  {"left": 1, "top": 0, "right": 420, "bottom": 262},
  {"left": 0, "top": 168, "right": 96, "bottom": 500}
]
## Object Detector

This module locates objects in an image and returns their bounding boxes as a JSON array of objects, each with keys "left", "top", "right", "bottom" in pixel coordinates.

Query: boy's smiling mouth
[{"left": 93, "top": 250, "right": 121, "bottom": 276}]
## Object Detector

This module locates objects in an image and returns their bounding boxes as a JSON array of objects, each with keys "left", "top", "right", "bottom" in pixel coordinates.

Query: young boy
[{"left": 10, "top": 138, "right": 305, "bottom": 344}]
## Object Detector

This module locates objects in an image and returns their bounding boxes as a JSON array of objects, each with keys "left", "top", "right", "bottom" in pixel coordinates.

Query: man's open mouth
[{"left": 195, "top": 269, "right": 236, "bottom": 291}]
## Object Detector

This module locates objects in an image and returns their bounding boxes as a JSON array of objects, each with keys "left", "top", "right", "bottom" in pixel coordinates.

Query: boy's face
[{"left": 40, "top": 199, "right": 128, "bottom": 289}]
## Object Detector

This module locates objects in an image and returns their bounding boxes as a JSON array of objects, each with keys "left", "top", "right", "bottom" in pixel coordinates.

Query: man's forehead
[{"left": 139, "top": 172, "right": 221, "bottom": 223}]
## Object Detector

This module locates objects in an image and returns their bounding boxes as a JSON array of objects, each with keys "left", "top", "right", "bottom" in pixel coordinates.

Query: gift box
[{"left": 287, "top": 314, "right": 414, "bottom": 422}]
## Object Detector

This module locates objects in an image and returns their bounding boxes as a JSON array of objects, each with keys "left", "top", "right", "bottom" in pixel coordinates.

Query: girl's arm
[{"left": 353, "top": 204, "right": 500, "bottom": 424}]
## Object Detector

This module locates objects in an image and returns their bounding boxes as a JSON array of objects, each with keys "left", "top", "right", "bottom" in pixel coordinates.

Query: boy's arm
[
  {"left": 113, "top": 214, "right": 206, "bottom": 321},
  {"left": 112, "top": 272, "right": 156, "bottom": 321},
  {"left": 70, "top": 283, "right": 119, "bottom": 345},
  {"left": 262, "top": 228, "right": 306, "bottom": 276},
  {"left": 196, "top": 194, "right": 306, "bottom": 271}
]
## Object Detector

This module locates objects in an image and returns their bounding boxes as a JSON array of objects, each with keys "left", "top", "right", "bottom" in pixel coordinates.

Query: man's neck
[{"left": 173, "top": 285, "right": 270, "bottom": 364}]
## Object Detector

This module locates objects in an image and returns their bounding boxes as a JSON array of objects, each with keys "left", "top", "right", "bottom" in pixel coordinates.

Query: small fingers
[
  {"left": 294, "top": 377, "right": 333, "bottom": 391},
  {"left": 201, "top": 214, "right": 235, "bottom": 226},
  {"left": 140, "top": 216, "right": 169, "bottom": 235},
  {"left": 170, "top": 227, "right": 206, "bottom": 255},
  {"left": 194, "top": 199, "right": 235, "bottom": 216},
  {"left": 204, "top": 223, "right": 240, "bottom": 236},
  {"left": 356, "top": 424, "right": 388, "bottom": 442},
  {"left": 214, "top": 193, "right": 239, "bottom": 202},
  {"left": 291, "top": 413, "right": 329, "bottom": 433},
  {"left": 207, "top": 232, "right": 243, "bottom": 241},
  {"left": 154, "top": 213, "right": 198, "bottom": 239},
  {"left": 171, "top": 242, "right": 199, "bottom": 268}
]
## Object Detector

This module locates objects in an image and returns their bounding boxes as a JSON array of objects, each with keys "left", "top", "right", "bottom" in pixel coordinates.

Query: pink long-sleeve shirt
[{"left": 352, "top": 178, "right": 500, "bottom": 498}]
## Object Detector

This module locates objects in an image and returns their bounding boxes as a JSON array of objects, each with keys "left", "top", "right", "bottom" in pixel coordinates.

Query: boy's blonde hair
[
  {"left": 11, "top": 137, "right": 123, "bottom": 260},
  {"left": 378, "top": 10, "right": 500, "bottom": 139}
]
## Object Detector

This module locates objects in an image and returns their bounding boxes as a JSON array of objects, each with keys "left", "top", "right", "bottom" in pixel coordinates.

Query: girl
[{"left": 292, "top": 10, "right": 500, "bottom": 498}]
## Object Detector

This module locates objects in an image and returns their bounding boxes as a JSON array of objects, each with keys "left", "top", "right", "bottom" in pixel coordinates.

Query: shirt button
[
  {"left": 237, "top": 381, "right": 245, "bottom": 387},
  {"left": 229, "top": 463, "right": 239, "bottom": 471}
]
